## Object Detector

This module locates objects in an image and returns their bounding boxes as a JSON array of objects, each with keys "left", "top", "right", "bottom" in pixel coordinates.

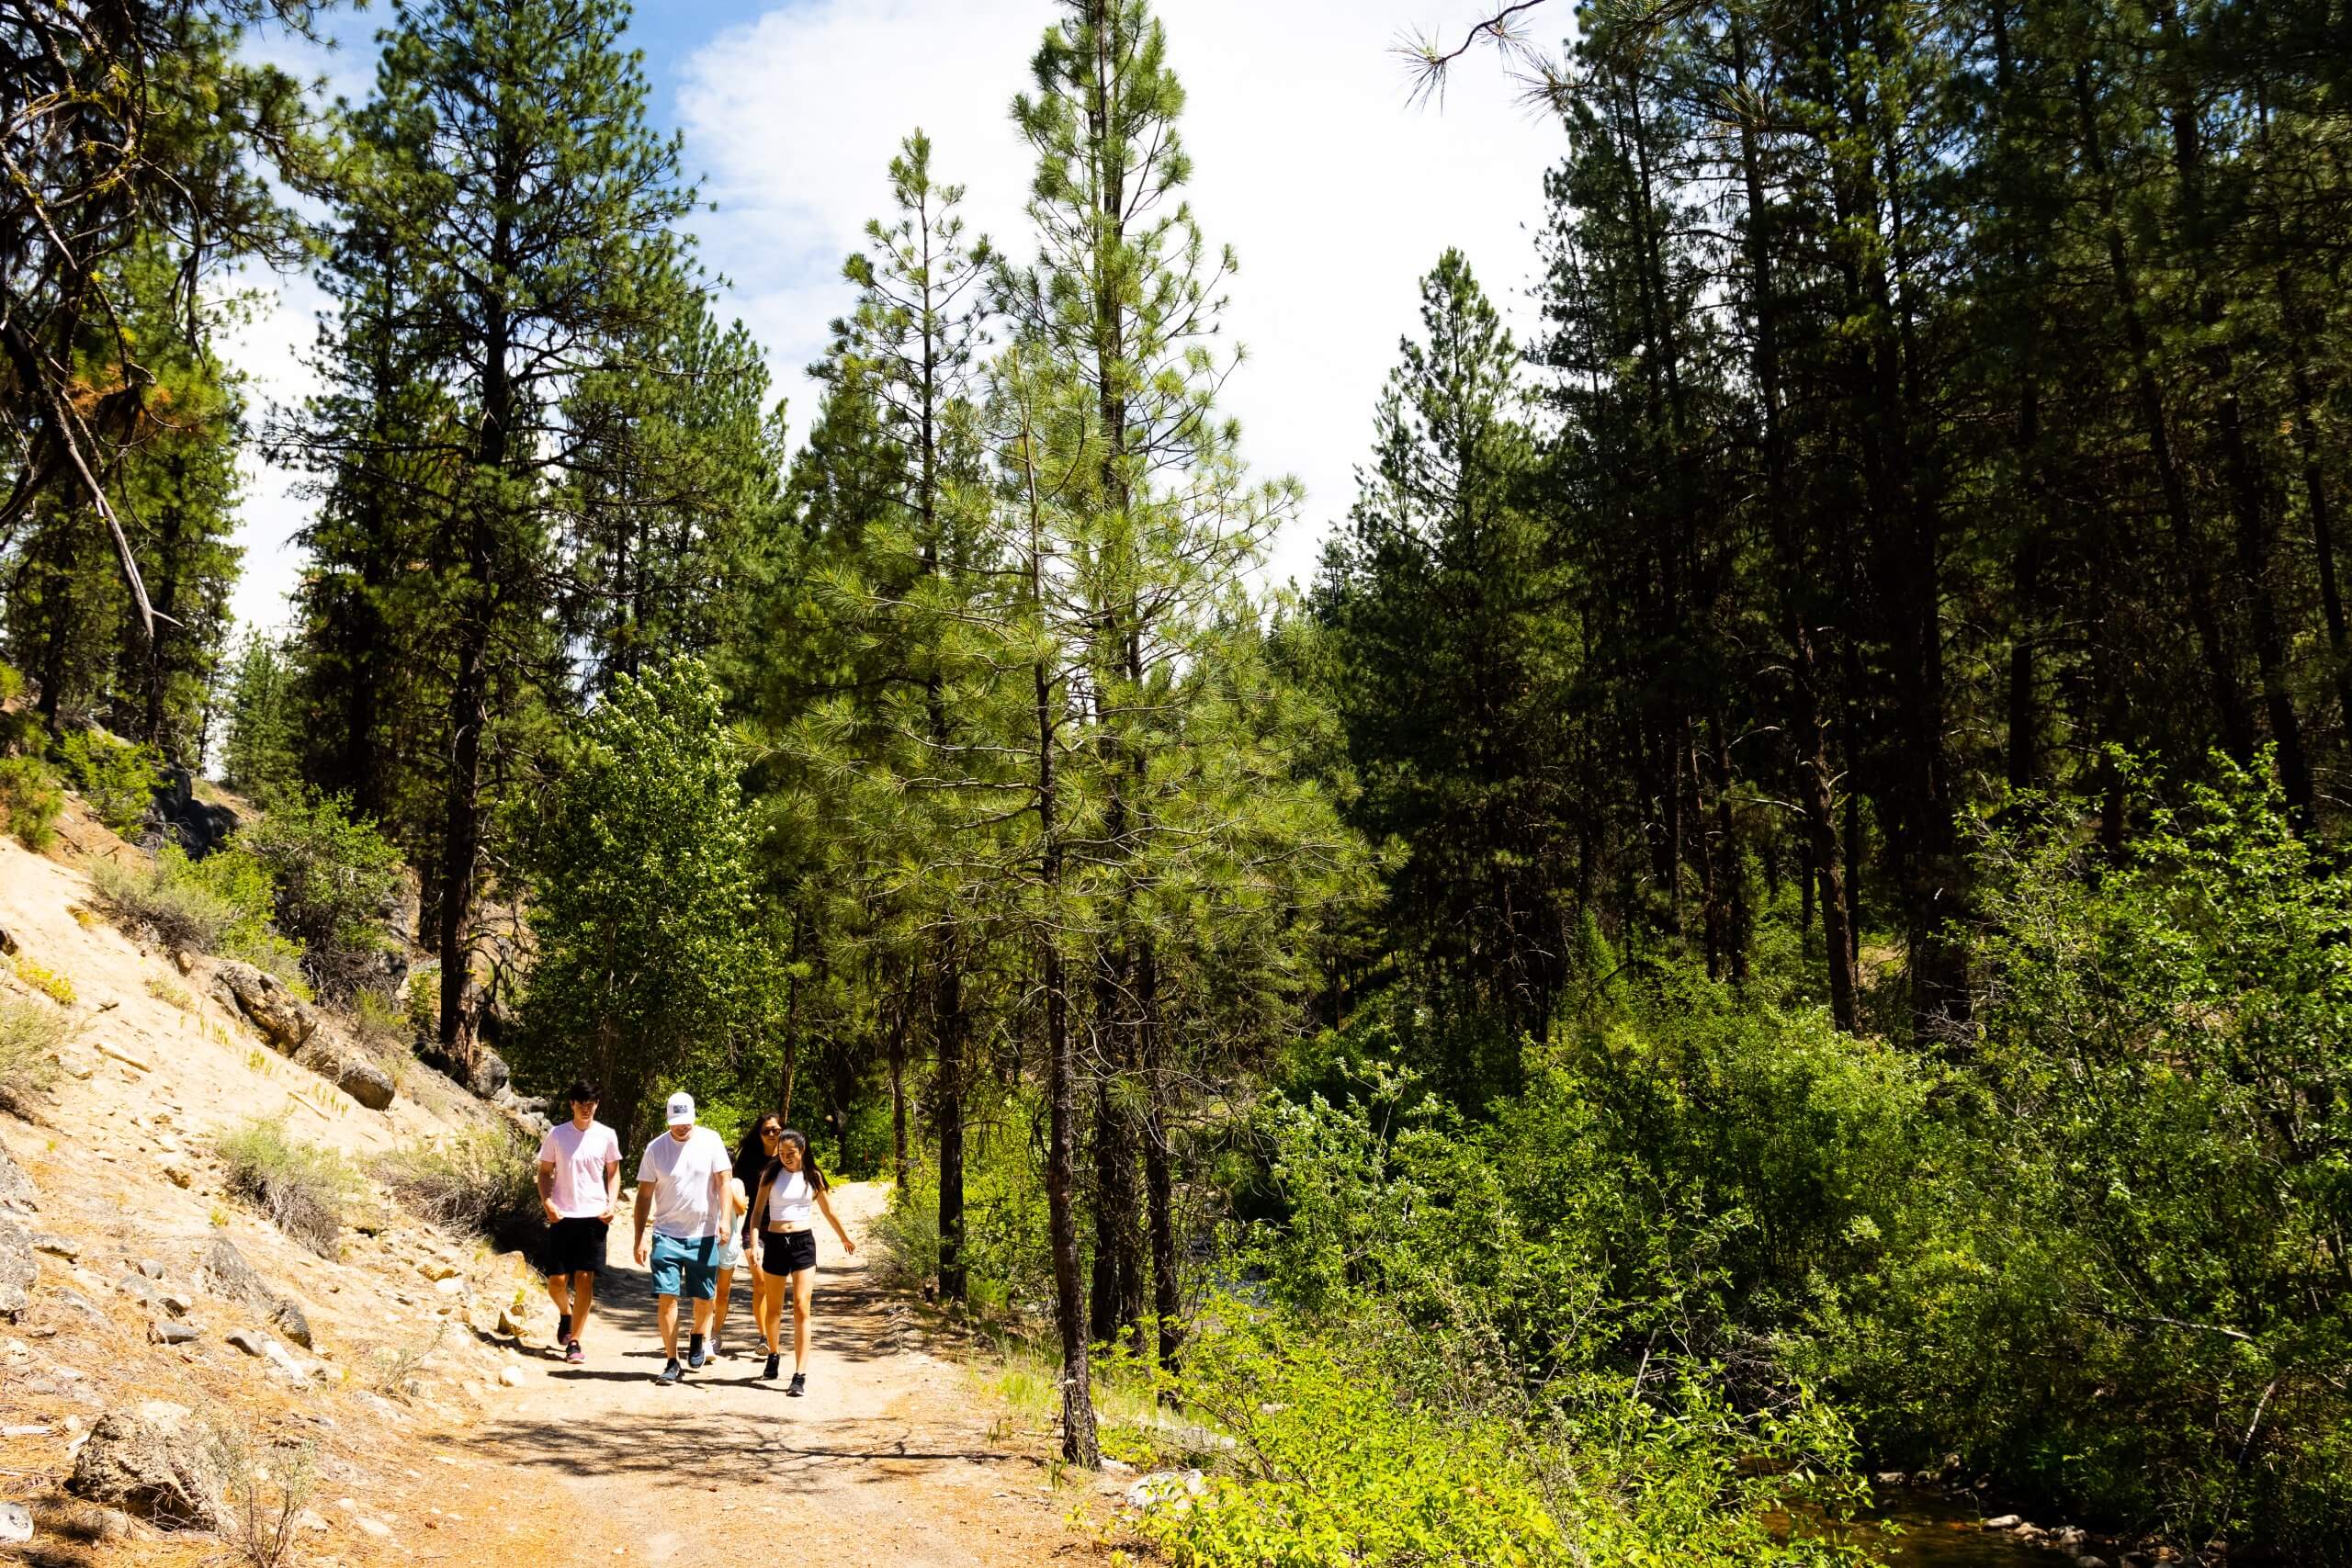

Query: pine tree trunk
[
  {"left": 1038, "top": 645, "right": 1098, "bottom": 1467},
  {"left": 935, "top": 960, "right": 967, "bottom": 1306}
]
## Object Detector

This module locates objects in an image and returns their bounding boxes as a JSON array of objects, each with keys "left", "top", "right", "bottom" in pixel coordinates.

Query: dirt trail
[{"left": 453, "top": 1182, "right": 1105, "bottom": 1568}]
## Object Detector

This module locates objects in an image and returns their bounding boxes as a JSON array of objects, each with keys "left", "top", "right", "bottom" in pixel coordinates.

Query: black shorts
[
  {"left": 761, "top": 1228, "right": 816, "bottom": 1276},
  {"left": 538, "top": 1216, "right": 610, "bottom": 1278}
]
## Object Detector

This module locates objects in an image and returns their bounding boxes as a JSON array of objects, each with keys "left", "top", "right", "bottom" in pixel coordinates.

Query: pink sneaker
[{"left": 565, "top": 1340, "right": 583, "bottom": 1364}]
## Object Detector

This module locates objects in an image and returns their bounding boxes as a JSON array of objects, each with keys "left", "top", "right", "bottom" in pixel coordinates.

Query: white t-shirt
[
  {"left": 764, "top": 1166, "right": 814, "bottom": 1228},
  {"left": 636, "top": 1125, "right": 730, "bottom": 1239},
  {"left": 535, "top": 1120, "right": 621, "bottom": 1220}
]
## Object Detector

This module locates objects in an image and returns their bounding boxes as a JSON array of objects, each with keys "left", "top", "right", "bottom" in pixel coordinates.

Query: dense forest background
[{"left": 5, "top": 0, "right": 2350, "bottom": 1560}]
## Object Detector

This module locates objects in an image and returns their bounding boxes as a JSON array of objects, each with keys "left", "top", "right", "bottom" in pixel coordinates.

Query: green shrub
[
  {"left": 89, "top": 842, "right": 307, "bottom": 989},
  {"left": 1121, "top": 1306, "right": 1860, "bottom": 1568},
  {"left": 240, "top": 792, "right": 402, "bottom": 1000},
  {"left": 57, "top": 728, "right": 163, "bottom": 836},
  {"left": 379, "top": 1126, "right": 542, "bottom": 1252},
  {"left": 212, "top": 1118, "right": 357, "bottom": 1257},
  {"left": 0, "top": 755, "right": 62, "bottom": 851},
  {"left": 0, "top": 995, "right": 69, "bottom": 1113}
]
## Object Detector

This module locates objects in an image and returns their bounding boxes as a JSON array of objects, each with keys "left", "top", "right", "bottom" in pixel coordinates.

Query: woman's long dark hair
[
  {"left": 767, "top": 1127, "right": 830, "bottom": 1193},
  {"left": 732, "top": 1114, "right": 780, "bottom": 1239}
]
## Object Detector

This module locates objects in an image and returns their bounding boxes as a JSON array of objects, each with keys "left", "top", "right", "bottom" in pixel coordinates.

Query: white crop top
[{"left": 765, "top": 1167, "right": 814, "bottom": 1228}]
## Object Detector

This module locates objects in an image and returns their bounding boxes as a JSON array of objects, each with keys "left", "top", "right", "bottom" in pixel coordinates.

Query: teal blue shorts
[{"left": 648, "top": 1232, "right": 719, "bottom": 1301}]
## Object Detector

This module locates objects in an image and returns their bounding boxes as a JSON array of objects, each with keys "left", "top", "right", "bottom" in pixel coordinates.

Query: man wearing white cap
[{"left": 631, "top": 1091, "right": 731, "bottom": 1385}]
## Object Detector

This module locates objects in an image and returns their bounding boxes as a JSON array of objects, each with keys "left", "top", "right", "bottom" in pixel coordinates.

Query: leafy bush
[
  {"left": 89, "top": 842, "right": 307, "bottom": 987},
  {"left": 57, "top": 728, "right": 162, "bottom": 836},
  {"left": 0, "top": 755, "right": 62, "bottom": 851},
  {"left": 379, "top": 1126, "right": 542, "bottom": 1252},
  {"left": 213, "top": 1118, "right": 357, "bottom": 1257},
  {"left": 0, "top": 996, "right": 69, "bottom": 1113},
  {"left": 1797, "top": 760, "right": 2352, "bottom": 1558},
  {"left": 240, "top": 792, "right": 402, "bottom": 1000}
]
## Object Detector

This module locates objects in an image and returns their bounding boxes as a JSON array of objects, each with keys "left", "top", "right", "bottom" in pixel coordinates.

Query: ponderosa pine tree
[
  {"left": 1317, "top": 252, "right": 1571, "bottom": 1100},
  {"left": 354, "top": 0, "right": 698, "bottom": 1062},
  {"left": 1009, "top": 0, "right": 1294, "bottom": 1361}
]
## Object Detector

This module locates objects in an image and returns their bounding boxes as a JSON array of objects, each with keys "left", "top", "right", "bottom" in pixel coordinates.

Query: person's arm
[
  {"left": 632, "top": 1179, "right": 655, "bottom": 1265},
  {"left": 750, "top": 1173, "right": 773, "bottom": 1239},
  {"left": 707, "top": 1159, "right": 728, "bottom": 1235},
  {"left": 813, "top": 1185, "right": 855, "bottom": 1255},
  {"left": 537, "top": 1158, "right": 560, "bottom": 1224},
  {"left": 601, "top": 1149, "right": 620, "bottom": 1223}
]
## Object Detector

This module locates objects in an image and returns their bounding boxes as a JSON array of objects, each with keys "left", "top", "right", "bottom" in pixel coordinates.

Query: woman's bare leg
[
  {"left": 755, "top": 1261, "right": 783, "bottom": 1354},
  {"left": 790, "top": 1265, "right": 815, "bottom": 1373}
]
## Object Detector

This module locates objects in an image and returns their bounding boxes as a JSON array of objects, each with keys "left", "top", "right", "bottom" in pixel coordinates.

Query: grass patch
[
  {"left": 213, "top": 1118, "right": 358, "bottom": 1258},
  {"left": 0, "top": 995, "right": 69, "bottom": 1113},
  {"left": 12, "top": 954, "right": 74, "bottom": 1005},
  {"left": 350, "top": 986, "right": 410, "bottom": 1055},
  {"left": 146, "top": 974, "right": 197, "bottom": 1011},
  {"left": 379, "top": 1126, "right": 543, "bottom": 1252},
  {"left": 366, "top": 1322, "right": 447, "bottom": 1402}
]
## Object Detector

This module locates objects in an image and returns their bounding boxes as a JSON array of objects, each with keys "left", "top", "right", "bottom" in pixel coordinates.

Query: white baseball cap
[{"left": 665, "top": 1092, "right": 696, "bottom": 1127}]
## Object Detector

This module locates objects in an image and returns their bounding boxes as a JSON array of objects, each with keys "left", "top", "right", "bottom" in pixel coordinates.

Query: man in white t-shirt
[
  {"left": 632, "top": 1091, "right": 730, "bottom": 1385},
  {"left": 534, "top": 1079, "right": 622, "bottom": 1366}
]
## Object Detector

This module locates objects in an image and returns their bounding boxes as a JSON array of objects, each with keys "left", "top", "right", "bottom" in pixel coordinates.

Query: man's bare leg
[
  {"left": 569, "top": 1272, "right": 596, "bottom": 1342},
  {"left": 657, "top": 1294, "right": 680, "bottom": 1359}
]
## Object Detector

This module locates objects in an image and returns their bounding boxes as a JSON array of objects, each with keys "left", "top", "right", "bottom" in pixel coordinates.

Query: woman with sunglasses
[{"left": 749, "top": 1126, "right": 854, "bottom": 1393}]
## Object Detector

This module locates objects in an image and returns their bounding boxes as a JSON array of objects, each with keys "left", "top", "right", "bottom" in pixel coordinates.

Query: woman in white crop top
[{"left": 749, "top": 1127, "right": 854, "bottom": 1393}]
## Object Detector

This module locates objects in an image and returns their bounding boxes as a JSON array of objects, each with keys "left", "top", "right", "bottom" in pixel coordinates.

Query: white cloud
[
  {"left": 679, "top": 0, "right": 1566, "bottom": 591},
  {"left": 220, "top": 265, "right": 329, "bottom": 639},
  {"left": 223, "top": 0, "right": 1567, "bottom": 637}
]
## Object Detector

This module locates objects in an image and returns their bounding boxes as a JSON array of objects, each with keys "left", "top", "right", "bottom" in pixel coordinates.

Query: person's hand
[
  {"left": 600, "top": 1202, "right": 616, "bottom": 1224},
  {"left": 633, "top": 1235, "right": 650, "bottom": 1267},
  {"left": 842, "top": 1237, "right": 857, "bottom": 1256},
  {"left": 542, "top": 1200, "right": 561, "bottom": 1225}
]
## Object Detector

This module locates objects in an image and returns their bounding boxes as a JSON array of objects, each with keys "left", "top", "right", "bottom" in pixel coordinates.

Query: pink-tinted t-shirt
[{"left": 536, "top": 1120, "right": 621, "bottom": 1219}]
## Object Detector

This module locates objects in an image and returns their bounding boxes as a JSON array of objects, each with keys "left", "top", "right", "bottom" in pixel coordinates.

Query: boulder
[
  {"left": 224, "top": 1328, "right": 268, "bottom": 1357},
  {"left": 148, "top": 1321, "right": 199, "bottom": 1346},
  {"left": 195, "top": 1237, "right": 277, "bottom": 1314},
  {"left": 336, "top": 1056, "right": 395, "bottom": 1111},
  {"left": 0, "top": 1214, "right": 35, "bottom": 1319},
  {"left": 208, "top": 962, "right": 318, "bottom": 1055},
  {"left": 268, "top": 1297, "right": 314, "bottom": 1349},
  {"left": 0, "top": 1137, "right": 37, "bottom": 1214},
  {"left": 149, "top": 767, "right": 239, "bottom": 862},
  {"left": 0, "top": 1502, "right": 27, "bottom": 1545},
  {"left": 469, "top": 1046, "right": 511, "bottom": 1099},
  {"left": 67, "top": 1412, "right": 221, "bottom": 1529}
]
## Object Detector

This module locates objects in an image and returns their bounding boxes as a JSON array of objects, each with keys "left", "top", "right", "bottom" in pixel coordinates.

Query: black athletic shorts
[
  {"left": 538, "top": 1215, "right": 610, "bottom": 1278},
  {"left": 762, "top": 1227, "right": 816, "bottom": 1276}
]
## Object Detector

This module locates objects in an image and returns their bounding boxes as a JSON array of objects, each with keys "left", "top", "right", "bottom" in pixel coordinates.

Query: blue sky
[{"left": 222, "top": 0, "right": 1568, "bottom": 635}]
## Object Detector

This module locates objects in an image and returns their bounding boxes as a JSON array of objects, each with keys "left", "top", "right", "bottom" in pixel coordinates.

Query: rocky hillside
[{"left": 0, "top": 807, "right": 600, "bottom": 1566}]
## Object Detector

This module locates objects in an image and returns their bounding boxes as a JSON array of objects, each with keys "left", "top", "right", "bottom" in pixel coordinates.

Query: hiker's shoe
[
  {"left": 687, "top": 1336, "right": 708, "bottom": 1371},
  {"left": 556, "top": 1313, "right": 571, "bottom": 1344},
  {"left": 657, "top": 1359, "right": 682, "bottom": 1386},
  {"left": 762, "top": 1353, "right": 781, "bottom": 1381},
  {"left": 564, "top": 1339, "right": 583, "bottom": 1365},
  {"left": 786, "top": 1371, "right": 807, "bottom": 1398}
]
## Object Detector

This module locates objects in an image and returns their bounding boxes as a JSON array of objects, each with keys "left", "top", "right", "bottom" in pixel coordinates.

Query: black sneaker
[
  {"left": 786, "top": 1371, "right": 806, "bottom": 1397},
  {"left": 762, "top": 1353, "right": 780, "bottom": 1381},
  {"left": 687, "top": 1334, "right": 707, "bottom": 1370},
  {"left": 556, "top": 1312, "right": 571, "bottom": 1343},
  {"left": 657, "top": 1359, "right": 682, "bottom": 1386}
]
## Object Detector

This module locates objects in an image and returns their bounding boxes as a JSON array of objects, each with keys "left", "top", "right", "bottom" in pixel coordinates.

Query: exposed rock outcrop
[
  {"left": 208, "top": 962, "right": 319, "bottom": 1055},
  {"left": 67, "top": 1411, "right": 221, "bottom": 1529},
  {"left": 0, "top": 1214, "right": 35, "bottom": 1320}
]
